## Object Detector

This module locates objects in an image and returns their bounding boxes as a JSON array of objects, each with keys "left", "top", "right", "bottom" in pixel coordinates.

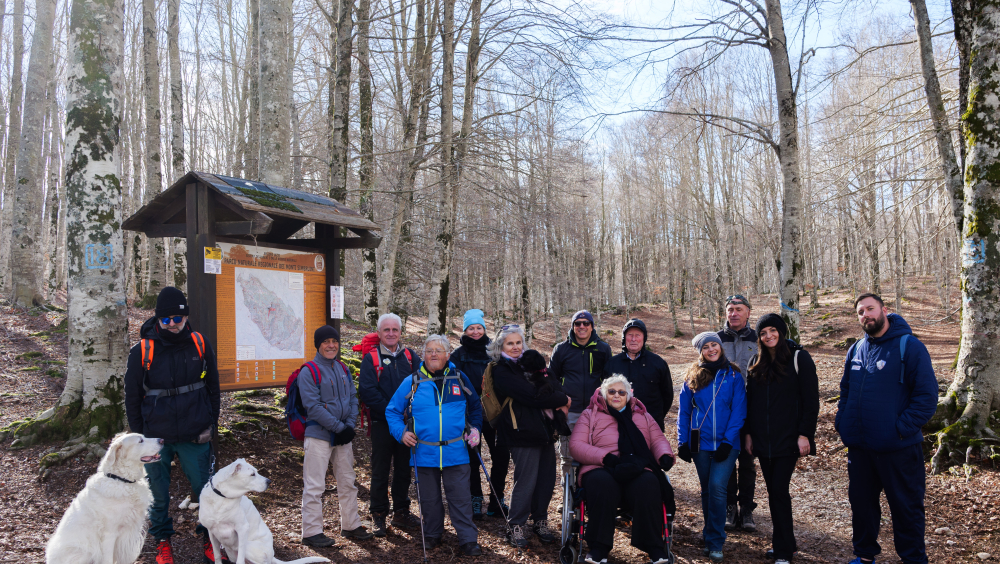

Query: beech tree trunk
[
  {"left": 143, "top": 0, "right": 166, "bottom": 302},
  {"left": 932, "top": 0, "right": 1000, "bottom": 472},
  {"left": 765, "top": 0, "right": 803, "bottom": 342},
  {"left": 167, "top": 0, "right": 183, "bottom": 180},
  {"left": 357, "top": 0, "right": 378, "bottom": 325},
  {"left": 258, "top": 0, "right": 291, "bottom": 185},
  {"left": 1, "top": 0, "right": 25, "bottom": 293},
  {"left": 11, "top": 0, "right": 127, "bottom": 451},
  {"left": 246, "top": 0, "right": 260, "bottom": 178},
  {"left": 10, "top": 0, "right": 57, "bottom": 307},
  {"left": 911, "top": 0, "right": 965, "bottom": 240},
  {"left": 328, "top": 0, "right": 354, "bottom": 202}
]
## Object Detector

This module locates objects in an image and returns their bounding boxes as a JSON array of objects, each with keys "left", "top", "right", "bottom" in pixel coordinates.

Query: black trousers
[
  {"left": 848, "top": 444, "right": 927, "bottom": 564},
  {"left": 582, "top": 468, "right": 665, "bottom": 556},
  {"left": 467, "top": 424, "right": 510, "bottom": 502},
  {"left": 758, "top": 456, "right": 798, "bottom": 559},
  {"left": 726, "top": 448, "right": 757, "bottom": 510},
  {"left": 369, "top": 418, "right": 413, "bottom": 516}
]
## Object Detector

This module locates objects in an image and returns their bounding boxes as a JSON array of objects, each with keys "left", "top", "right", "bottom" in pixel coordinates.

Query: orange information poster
[{"left": 216, "top": 242, "right": 327, "bottom": 391}]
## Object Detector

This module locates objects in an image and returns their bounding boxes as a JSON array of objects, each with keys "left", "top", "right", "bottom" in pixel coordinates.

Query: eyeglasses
[
  {"left": 500, "top": 324, "right": 520, "bottom": 331},
  {"left": 573, "top": 320, "right": 592, "bottom": 327},
  {"left": 606, "top": 389, "right": 628, "bottom": 397},
  {"left": 424, "top": 349, "right": 448, "bottom": 355},
  {"left": 160, "top": 316, "right": 185, "bottom": 325}
]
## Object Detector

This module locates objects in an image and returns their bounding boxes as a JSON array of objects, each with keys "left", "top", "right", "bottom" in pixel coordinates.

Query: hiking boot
[
  {"left": 709, "top": 550, "right": 724, "bottom": 562},
  {"left": 371, "top": 512, "right": 387, "bottom": 537},
  {"left": 156, "top": 539, "right": 175, "bottom": 564},
  {"left": 487, "top": 496, "right": 509, "bottom": 517},
  {"left": 302, "top": 533, "right": 339, "bottom": 548},
  {"left": 460, "top": 541, "right": 483, "bottom": 556},
  {"left": 391, "top": 510, "right": 421, "bottom": 530},
  {"left": 532, "top": 519, "right": 556, "bottom": 543},
  {"left": 342, "top": 526, "right": 374, "bottom": 541},
  {"left": 506, "top": 524, "right": 528, "bottom": 548},
  {"left": 424, "top": 536, "right": 442, "bottom": 550},
  {"left": 724, "top": 504, "right": 739, "bottom": 531},
  {"left": 740, "top": 507, "right": 756, "bottom": 532},
  {"left": 472, "top": 495, "right": 484, "bottom": 521},
  {"left": 767, "top": 549, "right": 798, "bottom": 560},
  {"left": 203, "top": 536, "right": 233, "bottom": 563}
]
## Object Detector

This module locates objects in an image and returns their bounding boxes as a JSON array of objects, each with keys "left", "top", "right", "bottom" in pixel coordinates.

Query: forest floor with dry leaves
[{"left": 2, "top": 280, "right": 998, "bottom": 563}]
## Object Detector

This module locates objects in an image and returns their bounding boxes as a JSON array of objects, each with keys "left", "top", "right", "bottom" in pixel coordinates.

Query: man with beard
[{"left": 835, "top": 293, "right": 937, "bottom": 564}]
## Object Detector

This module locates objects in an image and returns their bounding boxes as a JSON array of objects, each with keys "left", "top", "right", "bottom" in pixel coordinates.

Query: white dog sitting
[
  {"left": 46, "top": 432, "right": 164, "bottom": 564},
  {"left": 200, "top": 459, "right": 329, "bottom": 564}
]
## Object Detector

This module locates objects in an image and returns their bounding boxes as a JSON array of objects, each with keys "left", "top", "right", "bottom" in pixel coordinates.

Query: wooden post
[
  {"left": 185, "top": 182, "right": 217, "bottom": 346},
  {"left": 316, "top": 223, "right": 341, "bottom": 332}
]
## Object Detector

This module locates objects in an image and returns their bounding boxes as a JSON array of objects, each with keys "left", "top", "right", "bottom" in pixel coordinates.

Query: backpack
[
  {"left": 284, "top": 362, "right": 321, "bottom": 440},
  {"left": 480, "top": 362, "right": 517, "bottom": 429},
  {"left": 140, "top": 332, "right": 208, "bottom": 398},
  {"left": 351, "top": 332, "right": 414, "bottom": 435}
]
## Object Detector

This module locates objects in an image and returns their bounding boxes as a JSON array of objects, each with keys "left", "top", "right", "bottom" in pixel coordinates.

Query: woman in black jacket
[
  {"left": 743, "top": 314, "right": 820, "bottom": 564},
  {"left": 491, "top": 324, "right": 571, "bottom": 549},
  {"left": 452, "top": 309, "right": 511, "bottom": 519}
]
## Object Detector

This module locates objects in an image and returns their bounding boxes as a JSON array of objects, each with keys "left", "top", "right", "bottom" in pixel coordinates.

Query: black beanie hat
[
  {"left": 155, "top": 287, "right": 189, "bottom": 318},
  {"left": 621, "top": 318, "right": 648, "bottom": 351},
  {"left": 755, "top": 313, "right": 788, "bottom": 338},
  {"left": 314, "top": 325, "right": 340, "bottom": 348}
]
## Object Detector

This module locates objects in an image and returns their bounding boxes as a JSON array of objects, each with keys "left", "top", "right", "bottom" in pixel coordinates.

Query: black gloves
[
  {"left": 677, "top": 444, "right": 692, "bottom": 463},
  {"left": 714, "top": 443, "right": 733, "bottom": 463},
  {"left": 602, "top": 453, "right": 620, "bottom": 469},
  {"left": 658, "top": 454, "right": 674, "bottom": 472},
  {"left": 613, "top": 462, "right": 644, "bottom": 483},
  {"left": 332, "top": 427, "right": 356, "bottom": 446}
]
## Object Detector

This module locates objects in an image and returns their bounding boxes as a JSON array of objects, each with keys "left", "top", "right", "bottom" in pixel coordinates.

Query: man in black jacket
[
  {"left": 549, "top": 310, "right": 612, "bottom": 474},
  {"left": 124, "top": 287, "right": 222, "bottom": 564},
  {"left": 356, "top": 313, "right": 422, "bottom": 537},
  {"left": 605, "top": 318, "right": 673, "bottom": 430}
]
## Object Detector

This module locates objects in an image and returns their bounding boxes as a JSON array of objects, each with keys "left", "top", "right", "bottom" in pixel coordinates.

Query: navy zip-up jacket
[
  {"left": 835, "top": 313, "right": 938, "bottom": 453},
  {"left": 357, "top": 345, "right": 421, "bottom": 421},
  {"left": 549, "top": 328, "right": 612, "bottom": 414}
]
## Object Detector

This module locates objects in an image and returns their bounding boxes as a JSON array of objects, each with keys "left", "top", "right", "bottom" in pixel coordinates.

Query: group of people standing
[{"left": 121, "top": 286, "right": 939, "bottom": 564}]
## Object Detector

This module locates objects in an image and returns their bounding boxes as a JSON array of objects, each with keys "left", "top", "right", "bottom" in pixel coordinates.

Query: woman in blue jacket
[
  {"left": 676, "top": 332, "right": 747, "bottom": 563},
  {"left": 386, "top": 335, "right": 484, "bottom": 556}
]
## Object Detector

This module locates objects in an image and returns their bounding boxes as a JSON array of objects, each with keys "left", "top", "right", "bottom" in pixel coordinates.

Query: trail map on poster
[{"left": 216, "top": 242, "right": 327, "bottom": 391}]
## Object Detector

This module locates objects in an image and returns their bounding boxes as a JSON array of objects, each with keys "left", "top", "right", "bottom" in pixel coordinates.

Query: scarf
[
  {"left": 501, "top": 351, "right": 522, "bottom": 362},
  {"left": 607, "top": 402, "right": 676, "bottom": 513},
  {"left": 460, "top": 334, "right": 489, "bottom": 356},
  {"left": 699, "top": 353, "right": 730, "bottom": 373}
]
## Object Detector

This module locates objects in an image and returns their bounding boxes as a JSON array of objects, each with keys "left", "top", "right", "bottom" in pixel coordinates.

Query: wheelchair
[{"left": 559, "top": 462, "right": 675, "bottom": 564}]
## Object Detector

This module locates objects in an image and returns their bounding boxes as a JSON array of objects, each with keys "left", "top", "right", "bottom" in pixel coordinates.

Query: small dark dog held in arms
[{"left": 518, "top": 350, "right": 572, "bottom": 436}]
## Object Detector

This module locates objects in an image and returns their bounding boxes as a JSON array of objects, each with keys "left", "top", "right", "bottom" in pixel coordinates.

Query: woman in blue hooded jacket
[
  {"left": 386, "top": 335, "right": 484, "bottom": 556},
  {"left": 676, "top": 332, "right": 746, "bottom": 563}
]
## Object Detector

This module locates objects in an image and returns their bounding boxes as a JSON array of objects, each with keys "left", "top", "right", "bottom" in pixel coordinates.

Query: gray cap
[{"left": 692, "top": 331, "right": 723, "bottom": 352}]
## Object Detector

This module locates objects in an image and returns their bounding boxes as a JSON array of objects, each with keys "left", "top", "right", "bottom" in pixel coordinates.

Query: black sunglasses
[
  {"left": 160, "top": 316, "right": 185, "bottom": 325},
  {"left": 606, "top": 389, "right": 628, "bottom": 397},
  {"left": 573, "top": 320, "right": 592, "bottom": 327}
]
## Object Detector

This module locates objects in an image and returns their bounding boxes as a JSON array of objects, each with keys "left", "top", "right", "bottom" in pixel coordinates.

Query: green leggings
[{"left": 145, "top": 441, "right": 211, "bottom": 539}]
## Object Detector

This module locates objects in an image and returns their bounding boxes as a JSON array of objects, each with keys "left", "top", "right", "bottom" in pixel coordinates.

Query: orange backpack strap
[
  {"left": 140, "top": 339, "right": 154, "bottom": 371},
  {"left": 190, "top": 332, "right": 205, "bottom": 359}
]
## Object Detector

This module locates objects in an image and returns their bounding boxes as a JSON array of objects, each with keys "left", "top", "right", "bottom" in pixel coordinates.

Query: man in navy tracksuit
[{"left": 836, "top": 294, "right": 937, "bottom": 564}]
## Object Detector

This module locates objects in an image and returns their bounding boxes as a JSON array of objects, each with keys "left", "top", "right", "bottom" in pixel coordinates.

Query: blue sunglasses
[{"left": 160, "top": 316, "right": 185, "bottom": 325}]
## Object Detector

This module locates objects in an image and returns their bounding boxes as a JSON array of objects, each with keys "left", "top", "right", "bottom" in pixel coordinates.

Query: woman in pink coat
[{"left": 569, "top": 375, "right": 676, "bottom": 564}]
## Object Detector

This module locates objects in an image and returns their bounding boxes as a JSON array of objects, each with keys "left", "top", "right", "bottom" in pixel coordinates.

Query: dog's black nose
[
  {"left": 157, "top": 439, "right": 164, "bottom": 445},
  {"left": 265, "top": 478, "right": 272, "bottom": 486}
]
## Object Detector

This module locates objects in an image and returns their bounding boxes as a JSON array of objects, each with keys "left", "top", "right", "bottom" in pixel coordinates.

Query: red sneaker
[
  {"left": 203, "top": 537, "right": 233, "bottom": 564},
  {"left": 155, "top": 539, "right": 174, "bottom": 564}
]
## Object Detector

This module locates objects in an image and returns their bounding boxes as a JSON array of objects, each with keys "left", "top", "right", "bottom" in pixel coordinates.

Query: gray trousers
[
  {"left": 509, "top": 445, "right": 557, "bottom": 526},
  {"left": 416, "top": 465, "right": 478, "bottom": 544},
  {"left": 559, "top": 411, "right": 583, "bottom": 476}
]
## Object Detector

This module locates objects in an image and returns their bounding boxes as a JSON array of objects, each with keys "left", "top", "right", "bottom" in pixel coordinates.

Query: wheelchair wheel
[
  {"left": 559, "top": 543, "right": 578, "bottom": 564},
  {"left": 560, "top": 468, "right": 574, "bottom": 545}
]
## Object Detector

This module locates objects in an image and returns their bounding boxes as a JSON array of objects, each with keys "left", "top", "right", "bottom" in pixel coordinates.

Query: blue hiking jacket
[
  {"left": 677, "top": 364, "right": 746, "bottom": 451},
  {"left": 385, "top": 362, "right": 483, "bottom": 469},
  {"left": 835, "top": 313, "right": 938, "bottom": 453}
]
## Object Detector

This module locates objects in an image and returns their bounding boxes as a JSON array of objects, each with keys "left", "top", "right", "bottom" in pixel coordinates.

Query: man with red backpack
[
  {"left": 298, "top": 325, "right": 373, "bottom": 547},
  {"left": 124, "top": 287, "right": 222, "bottom": 564},
  {"left": 357, "top": 313, "right": 421, "bottom": 537}
]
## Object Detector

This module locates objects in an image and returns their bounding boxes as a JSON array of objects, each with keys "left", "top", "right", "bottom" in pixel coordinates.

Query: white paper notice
[
  {"left": 204, "top": 246, "right": 222, "bottom": 275},
  {"left": 288, "top": 272, "right": 304, "bottom": 290},
  {"left": 236, "top": 346, "right": 256, "bottom": 360},
  {"left": 330, "top": 286, "right": 344, "bottom": 319}
]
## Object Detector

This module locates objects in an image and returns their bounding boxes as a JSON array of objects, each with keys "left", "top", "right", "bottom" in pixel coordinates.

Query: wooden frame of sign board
[{"left": 122, "top": 171, "right": 381, "bottom": 393}]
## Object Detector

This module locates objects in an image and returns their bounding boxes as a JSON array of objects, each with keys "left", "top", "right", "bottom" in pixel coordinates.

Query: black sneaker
[
  {"left": 371, "top": 513, "right": 387, "bottom": 538},
  {"left": 342, "top": 526, "right": 374, "bottom": 541},
  {"left": 391, "top": 511, "right": 421, "bottom": 530},
  {"left": 424, "top": 536, "right": 442, "bottom": 550},
  {"left": 724, "top": 504, "right": 739, "bottom": 531},
  {"left": 767, "top": 548, "right": 798, "bottom": 560},
  {"left": 472, "top": 495, "right": 484, "bottom": 521},
  {"left": 460, "top": 541, "right": 483, "bottom": 556},
  {"left": 487, "top": 497, "right": 509, "bottom": 517},
  {"left": 740, "top": 507, "right": 756, "bottom": 532},
  {"left": 532, "top": 519, "right": 556, "bottom": 543},
  {"left": 302, "top": 533, "right": 340, "bottom": 548}
]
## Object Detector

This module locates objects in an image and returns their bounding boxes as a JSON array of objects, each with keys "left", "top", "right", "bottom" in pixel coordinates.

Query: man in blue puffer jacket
[
  {"left": 386, "top": 335, "right": 484, "bottom": 556},
  {"left": 836, "top": 294, "right": 938, "bottom": 564}
]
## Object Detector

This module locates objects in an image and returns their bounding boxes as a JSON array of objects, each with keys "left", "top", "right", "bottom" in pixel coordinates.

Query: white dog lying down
[
  {"left": 46, "top": 432, "right": 164, "bottom": 564},
  {"left": 200, "top": 459, "right": 329, "bottom": 564}
]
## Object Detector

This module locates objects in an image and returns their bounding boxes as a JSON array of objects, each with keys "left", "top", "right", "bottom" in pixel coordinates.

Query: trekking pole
[
  {"left": 411, "top": 444, "right": 429, "bottom": 563},
  {"left": 474, "top": 449, "right": 510, "bottom": 525}
]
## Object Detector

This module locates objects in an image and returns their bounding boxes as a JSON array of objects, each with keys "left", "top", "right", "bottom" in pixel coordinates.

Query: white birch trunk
[
  {"left": 9, "top": 0, "right": 56, "bottom": 307},
  {"left": 258, "top": 0, "right": 291, "bottom": 185}
]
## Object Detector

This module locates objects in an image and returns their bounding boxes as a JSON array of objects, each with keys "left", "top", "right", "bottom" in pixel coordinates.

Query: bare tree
[
  {"left": 0, "top": 0, "right": 25, "bottom": 293},
  {"left": 143, "top": 0, "right": 166, "bottom": 304},
  {"left": 356, "top": 0, "right": 378, "bottom": 325},
  {"left": 259, "top": 0, "right": 292, "bottom": 185}
]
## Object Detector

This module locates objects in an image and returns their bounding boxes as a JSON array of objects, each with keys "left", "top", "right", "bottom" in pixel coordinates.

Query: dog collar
[
  {"left": 105, "top": 472, "right": 135, "bottom": 484},
  {"left": 209, "top": 476, "right": 227, "bottom": 498}
]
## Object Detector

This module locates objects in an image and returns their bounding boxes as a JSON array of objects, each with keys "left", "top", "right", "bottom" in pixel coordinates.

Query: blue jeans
[
  {"left": 693, "top": 447, "right": 739, "bottom": 551},
  {"left": 145, "top": 441, "right": 211, "bottom": 539}
]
